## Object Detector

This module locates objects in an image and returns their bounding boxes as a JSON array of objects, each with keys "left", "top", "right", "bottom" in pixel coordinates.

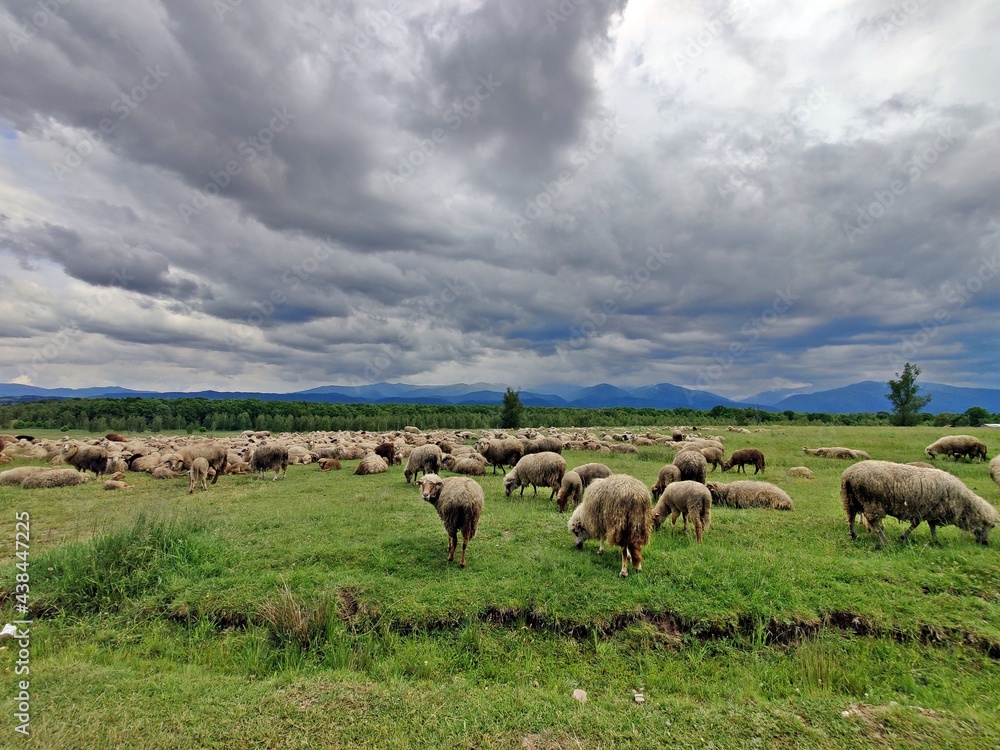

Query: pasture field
[{"left": 1, "top": 425, "right": 999, "bottom": 748}]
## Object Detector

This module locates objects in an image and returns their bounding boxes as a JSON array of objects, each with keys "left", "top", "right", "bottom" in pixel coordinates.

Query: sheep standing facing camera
[{"left": 417, "top": 474, "right": 484, "bottom": 568}]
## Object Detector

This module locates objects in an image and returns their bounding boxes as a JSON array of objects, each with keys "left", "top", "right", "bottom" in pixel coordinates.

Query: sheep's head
[
  {"left": 417, "top": 474, "right": 443, "bottom": 504},
  {"left": 705, "top": 482, "right": 723, "bottom": 502},
  {"left": 567, "top": 506, "right": 590, "bottom": 548},
  {"left": 502, "top": 471, "right": 517, "bottom": 497}
]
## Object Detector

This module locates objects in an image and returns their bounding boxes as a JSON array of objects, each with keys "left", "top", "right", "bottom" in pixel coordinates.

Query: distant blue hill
[{"left": 772, "top": 381, "right": 1000, "bottom": 414}]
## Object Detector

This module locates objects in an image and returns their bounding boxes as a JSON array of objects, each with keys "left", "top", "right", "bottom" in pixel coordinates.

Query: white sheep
[
  {"left": 503, "top": 452, "right": 567, "bottom": 500},
  {"left": 416, "top": 474, "right": 484, "bottom": 568},
  {"left": 652, "top": 480, "right": 712, "bottom": 542},
  {"left": 568, "top": 474, "right": 653, "bottom": 578}
]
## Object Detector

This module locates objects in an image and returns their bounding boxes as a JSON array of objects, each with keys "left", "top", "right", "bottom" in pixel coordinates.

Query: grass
[{"left": 1, "top": 424, "right": 999, "bottom": 747}]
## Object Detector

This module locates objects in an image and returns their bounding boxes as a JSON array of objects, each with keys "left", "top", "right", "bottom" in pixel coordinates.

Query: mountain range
[{"left": 1, "top": 380, "right": 998, "bottom": 414}]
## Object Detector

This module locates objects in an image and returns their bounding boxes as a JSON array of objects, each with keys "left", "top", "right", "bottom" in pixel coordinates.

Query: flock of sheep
[{"left": 1, "top": 428, "right": 998, "bottom": 577}]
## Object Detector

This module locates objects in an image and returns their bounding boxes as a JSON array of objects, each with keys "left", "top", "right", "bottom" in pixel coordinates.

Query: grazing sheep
[
  {"left": 317, "top": 458, "right": 342, "bottom": 471},
  {"left": 568, "top": 474, "right": 653, "bottom": 578},
  {"left": 802, "top": 446, "right": 871, "bottom": 460},
  {"left": 250, "top": 444, "right": 289, "bottom": 481},
  {"left": 404, "top": 443, "right": 443, "bottom": 484},
  {"left": 721, "top": 448, "right": 765, "bottom": 475},
  {"left": 991, "top": 456, "right": 1000, "bottom": 490},
  {"left": 572, "top": 462, "right": 613, "bottom": 487},
  {"left": 924, "top": 435, "right": 988, "bottom": 462},
  {"left": 652, "top": 480, "right": 712, "bottom": 542},
  {"left": 441, "top": 454, "right": 486, "bottom": 476},
  {"left": 188, "top": 457, "right": 211, "bottom": 493},
  {"left": 416, "top": 474, "right": 484, "bottom": 568},
  {"left": 21, "top": 468, "right": 91, "bottom": 489},
  {"left": 698, "top": 446, "right": 725, "bottom": 471},
  {"left": 673, "top": 449, "right": 708, "bottom": 484},
  {"left": 650, "top": 463, "right": 682, "bottom": 499},
  {"left": 176, "top": 442, "right": 228, "bottom": 483},
  {"left": 354, "top": 452, "right": 389, "bottom": 475},
  {"left": 475, "top": 438, "right": 524, "bottom": 475},
  {"left": 61, "top": 442, "right": 109, "bottom": 477},
  {"left": 503, "top": 452, "right": 567, "bottom": 500},
  {"left": 374, "top": 442, "right": 399, "bottom": 466},
  {"left": 556, "top": 470, "right": 584, "bottom": 513},
  {"left": 707, "top": 481, "right": 794, "bottom": 510},
  {"left": 841, "top": 460, "right": 1000, "bottom": 546},
  {"left": 787, "top": 466, "right": 814, "bottom": 479},
  {"left": 0, "top": 466, "right": 50, "bottom": 486}
]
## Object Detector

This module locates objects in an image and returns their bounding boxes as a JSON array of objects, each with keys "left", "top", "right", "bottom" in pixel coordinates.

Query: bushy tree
[
  {"left": 500, "top": 387, "right": 523, "bottom": 429},
  {"left": 965, "top": 406, "right": 990, "bottom": 427},
  {"left": 886, "top": 363, "right": 931, "bottom": 426}
]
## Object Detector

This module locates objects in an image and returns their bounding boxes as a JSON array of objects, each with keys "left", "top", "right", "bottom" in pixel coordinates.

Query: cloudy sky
[{"left": 1, "top": 0, "right": 998, "bottom": 400}]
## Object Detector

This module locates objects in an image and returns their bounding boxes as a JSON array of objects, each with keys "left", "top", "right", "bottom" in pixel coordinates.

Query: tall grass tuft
[{"left": 259, "top": 577, "right": 333, "bottom": 652}]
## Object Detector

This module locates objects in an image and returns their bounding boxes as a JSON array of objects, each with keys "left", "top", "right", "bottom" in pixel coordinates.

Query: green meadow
[{"left": 1, "top": 425, "right": 998, "bottom": 748}]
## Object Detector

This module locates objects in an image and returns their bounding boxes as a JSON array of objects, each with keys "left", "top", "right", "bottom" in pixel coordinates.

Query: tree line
[{"left": 0, "top": 396, "right": 995, "bottom": 435}]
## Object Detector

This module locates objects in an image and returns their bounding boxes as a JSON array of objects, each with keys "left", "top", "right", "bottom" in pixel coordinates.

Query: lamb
[
  {"left": 556, "top": 470, "right": 583, "bottom": 513},
  {"left": 567, "top": 474, "right": 653, "bottom": 578},
  {"left": 250, "top": 443, "right": 289, "bottom": 481},
  {"left": 673, "top": 449, "right": 708, "bottom": 484},
  {"left": 354, "top": 452, "right": 389, "bottom": 475},
  {"left": 650, "top": 463, "right": 682, "bottom": 499},
  {"left": 21, "top": 468, "right": 91, "bottom": 488},
  {"left": 840, "top": 460, "right": 1000, "bottom": 546},
  {"left": 651, "top": 480, "right": 712, "bottom": 542},
  {"left": 802, "top": 446, "right": 871, "bottom": 460},
  {"left": 317, "top": 458, "right": 342, "bottom": 471},
  {"left": 475, "top": 438, "right": 524, "bottom": 475},
  {"left": 416, "top": 474, "right": 484, "bottom": 568},
  {"left": 188, "top": 457, "right": 211, "bottom": 493},
  {"left": 706, "top": 481, "right": 794, "bottom": 510},
  {"left": 176, "top": 442, "right": 228, "bottom": 483},
  {"left": 503, "top": 451, "right": 567, "bottom": 500},
  {"left": 374, "top": 442, "right": 399, "bottom": 466},
  {"left": 721, "top": 448, "right": 765, "bottom": 475},
  {"left": 991, "top": 456, "right": 1000, "bottom": 490},
  {"left": 572, "top": 462, "right": 612, "bottom": 487},
  {"left": 404, "top": 443, "right": 443, "bottom": 483},
  {"left": 924, "top": 435, "right": 988, "bottom": 463},
  {"left": 104, "top": 479, "right": 132, "bottom": 490},
  {"left": 787, "top": 466, "right": 814, "bottom": 479},
  {"left": 440, "top": 454, "right": 486, "bottom": 476},
  {"left": 61, "top": 442, "right": 109, "bottom": 477}
]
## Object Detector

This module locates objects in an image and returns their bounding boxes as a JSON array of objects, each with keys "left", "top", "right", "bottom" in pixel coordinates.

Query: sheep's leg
[
  {"left": 459, "top": 536, "right": 468, "bottom": 568},
  {"left": 847, "top": 512, "right": 858, "bottom": 540},
  {"left": 694, "top": 517, "right": 703, "bottom": 543},
  {"left": 670, "top": 510, "right": 680, "bottom": 530},
  {"left": 927, "top": 522, "right": 939, "bottom": 544},
  {"left": 619, "top": 548, "right": 629, "bottom": 578},
  {"left": 597, "top": 540, "right": 605, "bottom": 554},
  {"left": 447, "top": 531, "right": 457, "bottom": 562},
  {"left": 630, "top": 544, "right": 643, "bottom": 571},
  {"left": 900, "top": 519, "right": 921, "bottom": 542}
]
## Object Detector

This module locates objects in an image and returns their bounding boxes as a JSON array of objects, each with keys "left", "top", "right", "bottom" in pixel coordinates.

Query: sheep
[
  {"left": 128, "top": 453, "right": 162, "bottom": 473},
  {"left": 354, "top": 452, "right": 389, "bottom": 475},
  {"left": 104, "top": 480, "right": 132, "bottom": 490},
  {"left": 610, "top": 443, "right": 639, "bottom": 455},
  {"left": 840, "top": 460, "right": 1000, "bottom": 546},
  {"left": 556, "top": 470, "right": 584, "bottom": 513},
  {"left": 61, "top": 442, "right": 109, "bottom": 477},
  {"left": 673, "top": 449, "right": 708, "bottom": 484},
  {"left": 651, "top": 463, "right": 682, "bottom": 499},
  {"left": 567, "top": 474, "right": 653, "bottom": 578},
  {"left": 416, "top": 474, "right": 484, "bottom": 568},
  {"left": 286, "top": 446, "right": 315, "bottom": 465},
  {"left": 250, "top": 443, "right": 289, "bottom": 481},
  {"left": 787, "top": 466, "right": 814, "bottom": 479},
  {"left": 176, "top": 442, "right": 228, "bottom": 483},
  {"left": 991, "top": 456, "right": 1000, "bottom": 490},
  {"left": 404, "top": 443, "right": 443, "bottom": 483},
  {"left": 151, "top": 466, "right": 176, "bottom": 479},
  {"left": 651, "top": 480, "right": 712, "bottom": 542},
  {"left": 21, "top": 468, "right": 91, "bottom": 489},
  {"left": 188, "top": 457, "right": 211, "bottom": 493},
  {"left": 105, "top": 432, "right": 126, "bottom": 442},
  {"left": 721, "top": 448, "right": 765, "bottom": 475},
  {"left": 374, "top": 442, "right": 399, "bottom": 466},
  {"left": 572, "top": 462, "right": 612, "bottom": 487},
  {"left": 802, "top": 446, "right": 871, "bottom": 460},
  {"left": 440, "top": 454, "right": 486, "bottom": 476},
  {"left": 0, "top": 466, "right": 51, "bottom": 486},
  {"left": 475, "top": 438, "right": 524, "bottom": 475},
  {"left": 706, "top": 481, "right": 794, "bottom": 510},
  {"left": 503, "top": 452, "right": 567, "bottom": 500},
  {"left": 924, "top": 435, "right": 988, "bottom": 463},
  {"left": 317, "top": 458, "right": 342, "bottom": 471}
]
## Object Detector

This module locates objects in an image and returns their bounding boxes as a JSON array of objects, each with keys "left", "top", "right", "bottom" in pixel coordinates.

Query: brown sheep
[
  {"left": 374, "top": 442, "right": 399, "bottom": 466},
  {"left": 568, "top": 474, "right": 653, "bottom": 578},
  {"left": 673, "top": 449, "right": 708, "bottom": 484},
  {"left": 475, "top": 438, "right": 524, "bottom": 475},
  {"left": 556, "top": 470, "right": 584, "bottom": 513},
  {"left": 572, "top": 462, "right": 612, "bottom": 487},
  {"left": 317, "top": 458, "right": 342, "bottom": 471},
  {"left": 61, "top": 442, "right": 109, "bottom": 477},
  {"left": 722, "top": 448, "right": 765, "bottom": 475},
  {"left": 651, "top": 464, "right": 682, "bottom": 499},
  {"left": 176, "top": 441, "right": 228, "bottom": 483},
  {"left": 652, "top": 480, "right": 712, "bottom": 542},
  {"left": 417, "top": 474, "right": 484, "bottom": 568}
]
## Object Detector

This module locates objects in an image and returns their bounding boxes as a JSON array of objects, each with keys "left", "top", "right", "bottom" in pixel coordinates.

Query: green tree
[
  {"left": 886, "top": 362, "right": 932, "bottom": 426},
  {"left": 500, "top": 387, "right": 523, "bottom": 430},
  {"left": 965, "top": 406, "right": 990, "bottom": 427}
]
